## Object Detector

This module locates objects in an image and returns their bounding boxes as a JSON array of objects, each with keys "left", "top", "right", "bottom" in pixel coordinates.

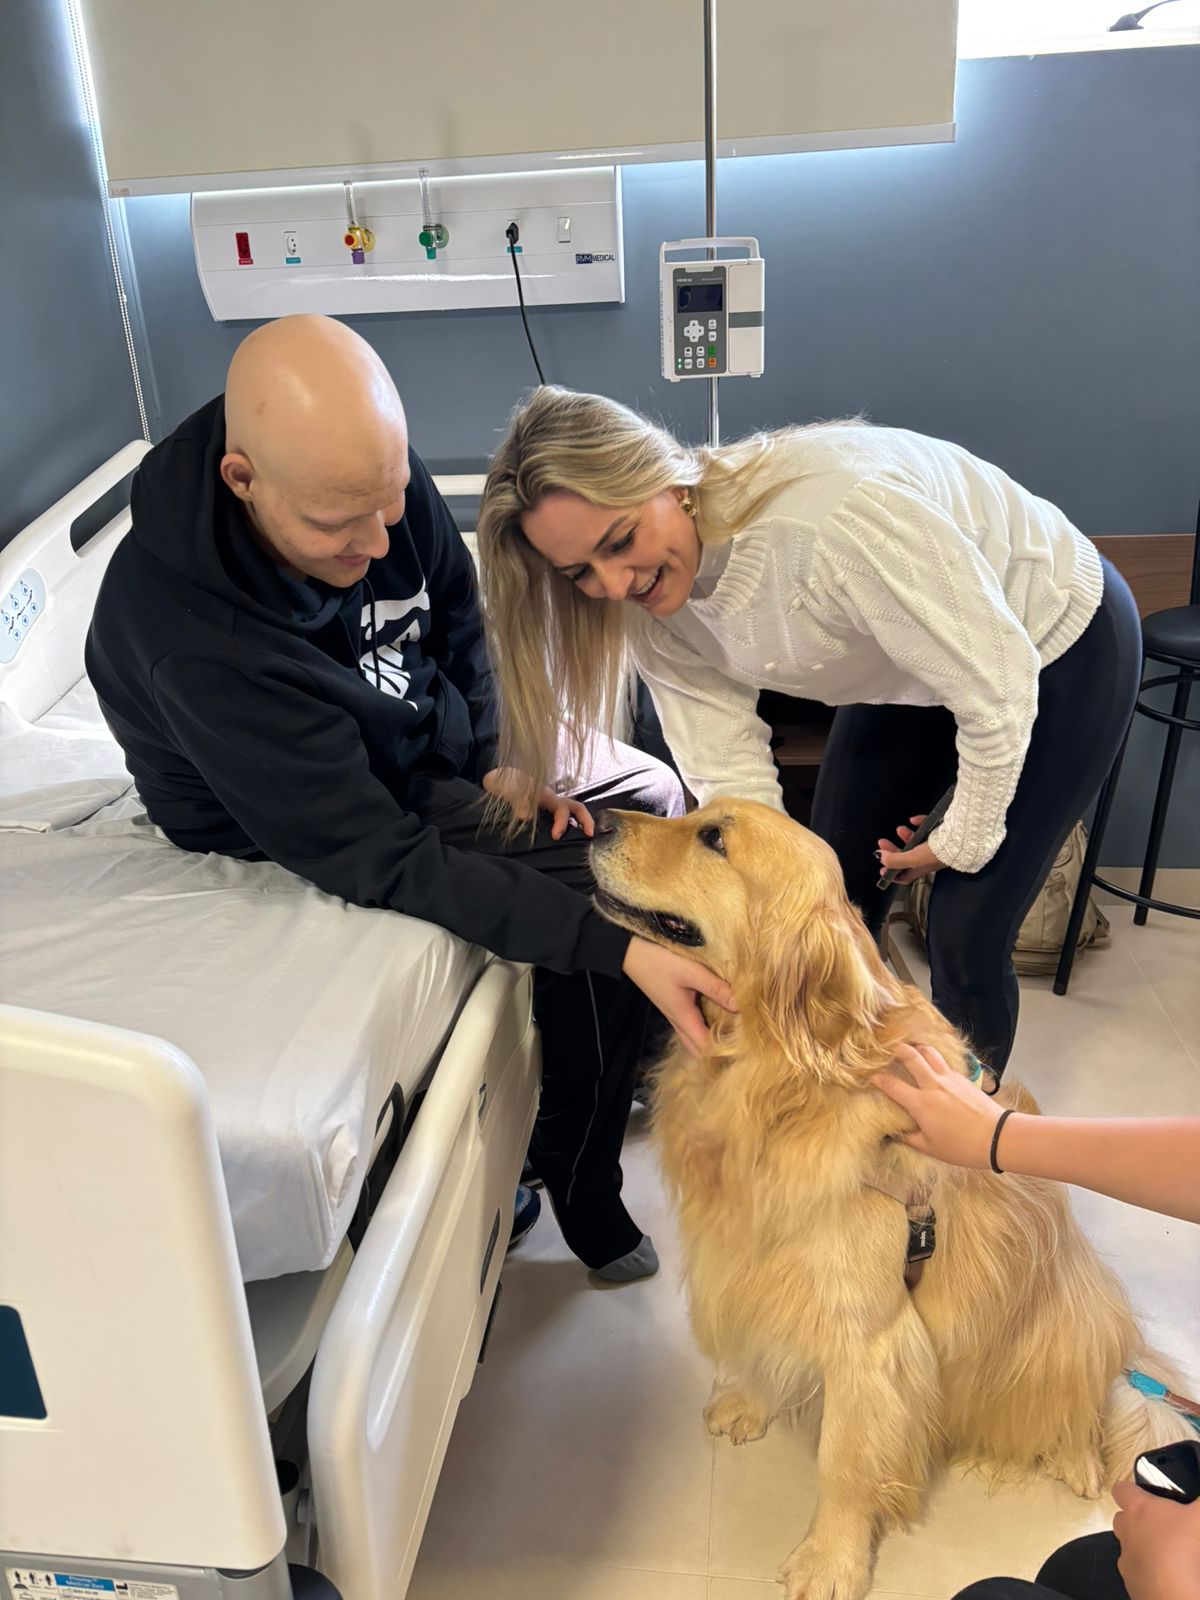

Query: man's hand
[
  {"left": 622, "top": 935, "right": 738, "bottom": 1056},
  {"left": 1113, "top": 1478, "right": 1200, "bottom": 1600},
  {"left": 877, "top": 814, "right": 944, "bottom": 885},
  {"left": 482, "top": 767, "right": 594, "bottom": 840}
]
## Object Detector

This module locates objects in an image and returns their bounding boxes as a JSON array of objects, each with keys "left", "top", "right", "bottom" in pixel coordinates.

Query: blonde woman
[{"left": 477, "top": 388, "right": 1142, "bottom": 1075}]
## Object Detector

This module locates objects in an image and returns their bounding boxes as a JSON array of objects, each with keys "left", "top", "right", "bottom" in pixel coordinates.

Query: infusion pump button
[{"left": 683, "top": 320, "right": 704, "bottom": 341}]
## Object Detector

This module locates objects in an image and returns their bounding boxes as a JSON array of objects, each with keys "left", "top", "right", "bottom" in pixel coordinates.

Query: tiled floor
[{"left": 408, "top": 879, "right": 1199, "bottom": 1600}]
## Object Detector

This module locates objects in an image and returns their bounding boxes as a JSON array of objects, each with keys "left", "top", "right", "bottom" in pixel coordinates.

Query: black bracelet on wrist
[{"left": 989, "top": 1108, "right": 1014, "bottom": 1174}]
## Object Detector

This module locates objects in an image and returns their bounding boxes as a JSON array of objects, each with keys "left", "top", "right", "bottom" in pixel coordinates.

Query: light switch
[{"left": 557, "top": 215, "right": 572, "bottom": 244}]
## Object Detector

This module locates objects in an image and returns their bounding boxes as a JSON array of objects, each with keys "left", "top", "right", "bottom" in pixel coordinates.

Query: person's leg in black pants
[
  {"left": 405, "top": 743, "right": 683, "bottom": 1270},
  {"left": 811, "top": 563, "right": 1141, "bottom": 1075},
  {"left": 922, "top": 568, "right": 1140, "bottom": 1072},
  {"left": 952, "top": 1531, "right": 1127, "bottom": 1600},
  {"left": 810, "top": 701, "right": 959, "bottom": 939}
]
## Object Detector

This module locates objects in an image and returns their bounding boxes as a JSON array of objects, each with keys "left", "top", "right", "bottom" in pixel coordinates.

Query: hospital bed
[{"left": 0, "top": 445, "right": 542, "bottom": 1600}]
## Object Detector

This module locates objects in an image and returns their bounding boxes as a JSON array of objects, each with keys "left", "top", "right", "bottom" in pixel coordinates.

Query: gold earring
[{"left": 680, "top": 495, "right": 695, "bottom": 517}]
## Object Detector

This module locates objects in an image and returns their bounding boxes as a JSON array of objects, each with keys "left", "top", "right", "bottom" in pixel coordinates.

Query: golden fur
[{"left": 591, "top": 799, "right": 1183, "bottom": 1600}]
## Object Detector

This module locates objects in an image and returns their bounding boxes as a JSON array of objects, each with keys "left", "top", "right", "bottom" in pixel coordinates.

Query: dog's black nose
[{"left": 593, "top": 809, "right": 621, "bottom": 839}]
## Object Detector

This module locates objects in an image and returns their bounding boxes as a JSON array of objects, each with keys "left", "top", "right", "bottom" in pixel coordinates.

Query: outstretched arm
[{"left": 873, "top": 1045, "right": 1200, "bottom": 1225}]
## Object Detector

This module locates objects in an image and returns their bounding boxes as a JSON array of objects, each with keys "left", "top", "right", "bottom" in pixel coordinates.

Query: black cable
[
  {"left": 1109, "top": 0, "right": 1183, "bottom": 27},
  {"left": 505, "top": 222, "right": 546, "bottom": 386}
]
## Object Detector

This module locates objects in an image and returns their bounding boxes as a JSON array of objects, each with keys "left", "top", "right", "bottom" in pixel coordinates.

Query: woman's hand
[
  {"left": 871, "top": 1043, "right": 1004, "bottom": 1168},
  {"left": 482, "top": 767, "right": 595, "bottom": 840},
  {"left": 877, "top": 814, "right": 944, "bottom": 885},
  {"left": 1113, "top": 1478, "right": 1200, "bottom": 1600},
  {"left": 622, "top": 935, "right": 738, "bottom": 1056}
]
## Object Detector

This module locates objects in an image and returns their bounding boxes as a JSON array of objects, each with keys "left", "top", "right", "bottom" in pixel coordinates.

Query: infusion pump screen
[{"left": 677, "top": 283, "right": 724, "bottom": 313}]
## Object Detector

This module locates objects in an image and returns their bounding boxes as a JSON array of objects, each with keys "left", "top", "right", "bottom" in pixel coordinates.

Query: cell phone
[
  {"left": 1134, "top": 1440, "right": 1200, "bottom": 1504},
  {"left": 876, "top": 786, "right": 956, "bottom": 891}
]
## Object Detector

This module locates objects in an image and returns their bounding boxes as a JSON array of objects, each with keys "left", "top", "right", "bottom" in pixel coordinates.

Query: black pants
[
  {"left": 405, "top": 747, "right": 682, "bottom": 1268},
  {"left": 953, "top": 1531, "right": 1127, "bottom": 1600},
  {"left": 811, "top": 561, "right": 1141, "bottom": 1074}
]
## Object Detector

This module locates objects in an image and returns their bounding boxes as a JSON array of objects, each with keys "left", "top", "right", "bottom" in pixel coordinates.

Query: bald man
[{"left": 86, "top": 316, "right": 720, "bottom": 1283}]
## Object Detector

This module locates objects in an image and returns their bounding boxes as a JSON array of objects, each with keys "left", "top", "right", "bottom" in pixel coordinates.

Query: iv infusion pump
[{"left": 660, "top": 237, "right": 764, "bottom": 382}]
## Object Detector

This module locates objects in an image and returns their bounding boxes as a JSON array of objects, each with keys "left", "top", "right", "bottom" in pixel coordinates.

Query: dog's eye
[{"left": 698, "top": 825, "right": 726, "bottom": 856}]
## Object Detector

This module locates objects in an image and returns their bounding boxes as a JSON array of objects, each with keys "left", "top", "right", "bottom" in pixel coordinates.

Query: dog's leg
[
  {"left": 780, "top": 1310, "right": 940, "bottom": 1600},
  {"left": 704, "top": 1369, "right": 773, "bottom": 1445}
]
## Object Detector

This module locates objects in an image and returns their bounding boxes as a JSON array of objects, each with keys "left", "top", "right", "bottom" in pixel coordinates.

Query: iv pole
[{"left": 703, "top": 0, "right": 719, "bottom": 447}]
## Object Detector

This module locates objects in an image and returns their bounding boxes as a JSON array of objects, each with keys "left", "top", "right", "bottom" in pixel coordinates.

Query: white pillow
[
  {"left": 33, "top": 676, "right": 115, "bottom": 735},
  {"left": 0, "top": 689, "right": 134, "bottom": 831}
]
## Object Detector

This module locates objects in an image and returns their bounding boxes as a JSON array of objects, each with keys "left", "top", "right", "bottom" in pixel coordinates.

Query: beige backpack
[{"left": 907, "top": 823, "right": 1110, "bottom": 975}]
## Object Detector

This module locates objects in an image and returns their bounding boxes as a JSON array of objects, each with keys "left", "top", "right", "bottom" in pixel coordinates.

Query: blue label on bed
[
  {"left": 5, "top": 1573, "right": 179, "bottom": 1600},
  {"left": 0, "top": 1306, "right": 46, "bottom": 1420},
  {"left": 0, "top": 568, "right": 46, "bottom": 664}
]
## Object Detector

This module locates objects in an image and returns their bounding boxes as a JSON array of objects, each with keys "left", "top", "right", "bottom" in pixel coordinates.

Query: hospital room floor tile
[
  {"left": 706, "top": 1585, "right": 1017, "bottom": 1600},
  {"left": 405, "top": 1560, "right": 708, "bottom": 1600},
  {"left": 407, "top": 885, "right": 1199, "bottom": 1600}
]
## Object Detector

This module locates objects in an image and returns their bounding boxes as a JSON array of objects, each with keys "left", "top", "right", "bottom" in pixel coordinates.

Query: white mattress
[{"left": 0, "top": 682, "right": 487, "bottom": 1282}]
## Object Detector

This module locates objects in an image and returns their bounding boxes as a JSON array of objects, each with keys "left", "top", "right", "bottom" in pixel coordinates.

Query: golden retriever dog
[{"left": 590, "top": 798, "right": 1184, "bottom": 1600}]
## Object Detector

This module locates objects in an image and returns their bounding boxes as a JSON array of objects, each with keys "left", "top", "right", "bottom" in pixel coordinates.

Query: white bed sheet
[{"left": 0, "top": 680, "right": 487, "bottom": 1280}]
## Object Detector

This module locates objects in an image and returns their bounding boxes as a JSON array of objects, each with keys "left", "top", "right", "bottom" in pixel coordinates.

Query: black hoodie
[{"left": 85, "top": 396, "right": 628, "bottom": 978}]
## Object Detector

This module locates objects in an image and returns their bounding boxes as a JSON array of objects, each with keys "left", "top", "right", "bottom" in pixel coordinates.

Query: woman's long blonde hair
[{"left": 477, "top": 385, "right": 857, "bottom": 810}]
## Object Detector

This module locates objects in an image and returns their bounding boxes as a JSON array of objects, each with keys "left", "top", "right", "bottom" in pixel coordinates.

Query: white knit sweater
[{"left": 632, "top": 426, "right": 1104, "bottom": 874}]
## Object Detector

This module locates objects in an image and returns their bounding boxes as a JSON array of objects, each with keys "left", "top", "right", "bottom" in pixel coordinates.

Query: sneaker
[
  {"left": 521, "top": 1158, "right": 544, "bottom": 1191},
  {"left": 507, "top": 1184, "right": 541, "bottom": 1250}
]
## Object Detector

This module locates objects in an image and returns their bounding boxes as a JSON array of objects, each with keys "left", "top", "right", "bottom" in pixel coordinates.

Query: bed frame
[{"left": 0, "top": 447, "right": 541, "bottom": 1600}]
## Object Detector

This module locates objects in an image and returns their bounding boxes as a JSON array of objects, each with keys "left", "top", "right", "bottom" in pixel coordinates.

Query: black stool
[{"left": 1054, "top": 519, "right": 1200, "bottom": 995}]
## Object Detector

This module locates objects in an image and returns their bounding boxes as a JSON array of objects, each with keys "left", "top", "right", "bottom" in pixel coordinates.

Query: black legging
[
  {"left": 953, "top": 1531, "right": 1127, "bottom": 1600},
  {"left": 811, "top": 560, "right": 1141, "bottom": 1074},
  {"left": 402, "top": 751, "right": 679, "bottom": 1269}
]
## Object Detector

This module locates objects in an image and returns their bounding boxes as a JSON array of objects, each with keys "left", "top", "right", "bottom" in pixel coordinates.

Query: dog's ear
[{"left": 757, "top": 899, "right": 885, "bottom": 1077}]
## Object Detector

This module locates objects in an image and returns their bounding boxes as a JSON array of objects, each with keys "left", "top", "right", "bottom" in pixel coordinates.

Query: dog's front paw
[
  {"left": 778, "top": 1537, "right": 871, "bottom": 1600},
  {"left": 703, "top": 1385, "right": 771, "bottom": 1445},
  {"left": 1040, "top": 1449, "right": 1105, "bottom": 1500}
]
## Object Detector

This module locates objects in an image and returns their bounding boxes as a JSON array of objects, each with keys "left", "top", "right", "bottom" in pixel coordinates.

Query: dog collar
[{"left": 967, "top": 1051, "right": 1000, "bottom": 1095}]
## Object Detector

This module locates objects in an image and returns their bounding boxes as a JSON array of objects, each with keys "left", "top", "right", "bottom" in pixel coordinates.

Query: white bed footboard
[
  {"left": 0, "top": 1005, "right": 286, "bottom": 1571},
  {"left": 308, "top": 960, "right": 540, "bottom": 1600}
]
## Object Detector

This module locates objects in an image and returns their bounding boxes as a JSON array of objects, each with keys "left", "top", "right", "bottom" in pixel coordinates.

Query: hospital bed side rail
[
  {"left": 0, "top": 441, "right": 149, "bottom": 721},
  {"left": 308, "top": 959, "right": 540, "bottom": 1600}
]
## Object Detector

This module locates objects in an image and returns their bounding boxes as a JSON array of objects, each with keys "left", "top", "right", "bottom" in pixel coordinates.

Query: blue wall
[
  {"left": 0, "top": 0, "right": 143, "bottom": 548},
  {"left": 107, "top": 47, "right": 1200, "bottom": 865},
  {"left": 125, "top": 48, "right": 1199, "bottom": 536}
]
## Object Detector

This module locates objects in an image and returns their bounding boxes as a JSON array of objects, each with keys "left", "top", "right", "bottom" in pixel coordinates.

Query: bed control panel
[{"left": 0, "top": 568, "right": 45, "bottom": 665}]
